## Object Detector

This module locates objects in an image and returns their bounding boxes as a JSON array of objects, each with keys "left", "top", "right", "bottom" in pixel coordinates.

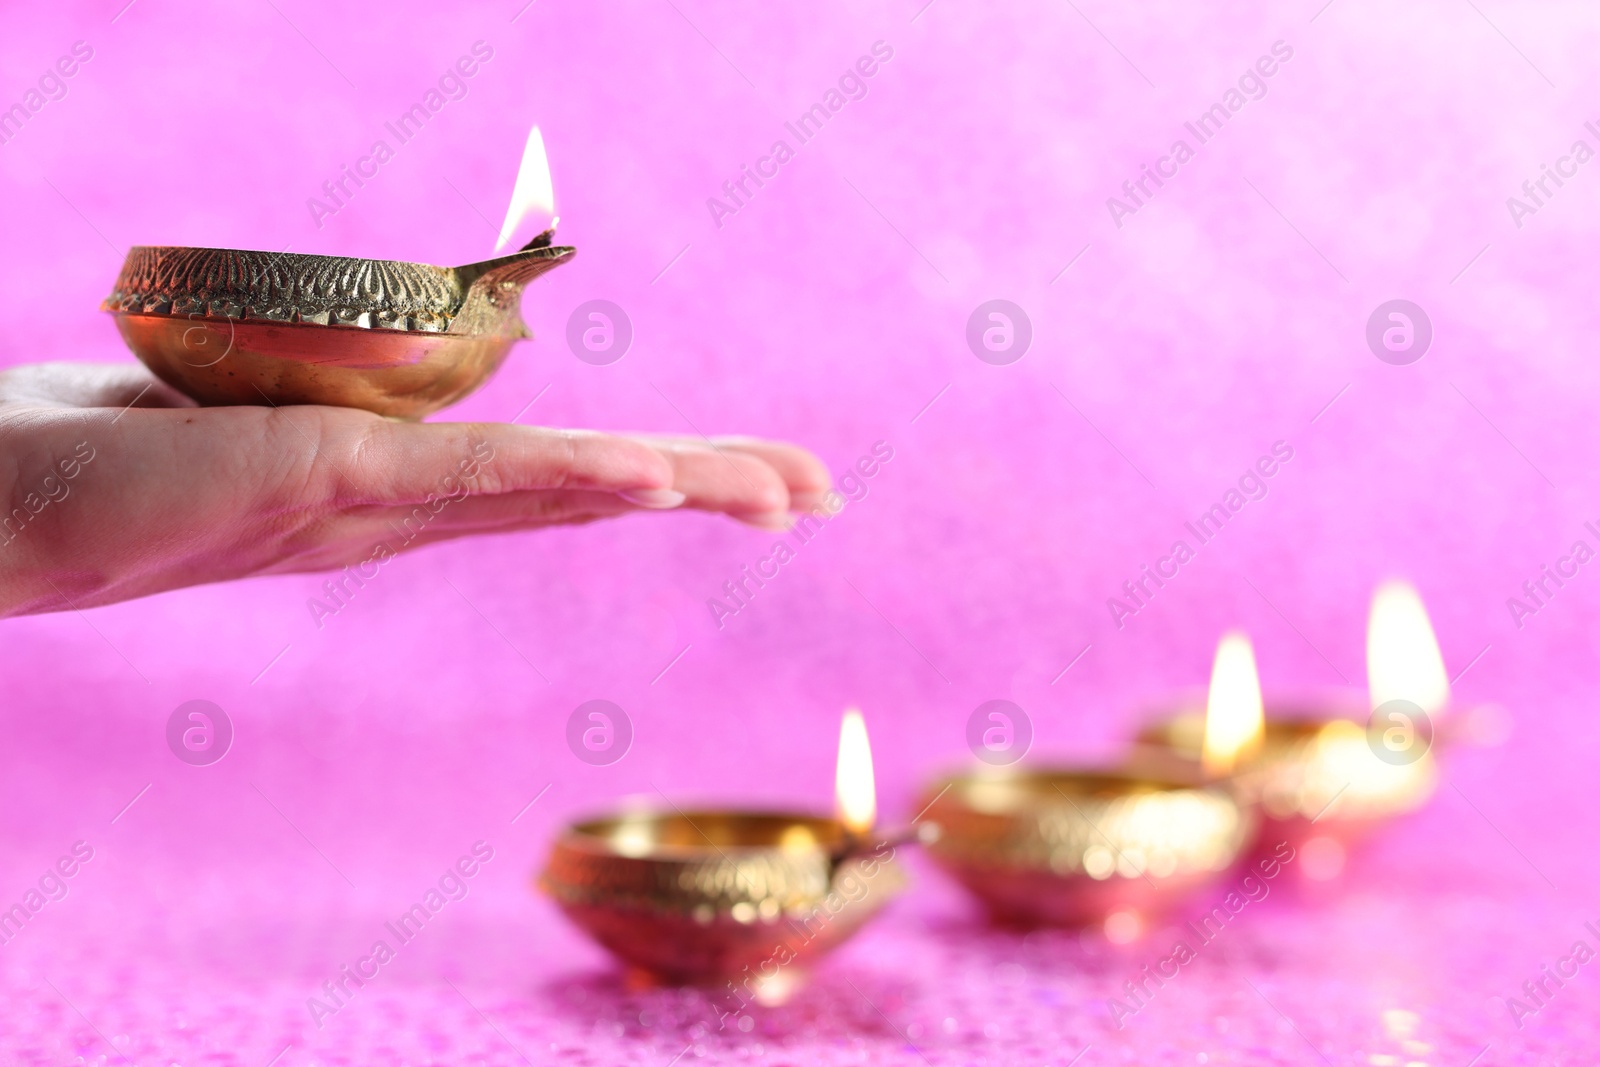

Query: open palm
[{"left": 0, "top": 362, "right": 828, "bottom": 617}]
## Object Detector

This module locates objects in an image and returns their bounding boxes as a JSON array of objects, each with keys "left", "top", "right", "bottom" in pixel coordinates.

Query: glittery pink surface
[{"left": 2, "top": 0, "right": 1597, "bottom": 1063}]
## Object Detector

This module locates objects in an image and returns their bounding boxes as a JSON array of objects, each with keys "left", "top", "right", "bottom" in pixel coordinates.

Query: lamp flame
[
  {"left": 1367, "top": 580, "right": 1449, "bottom": 715},
  {"left": 835, "top": 709, "right": 877, "bottom": 834},
  {"left": 1202, "top": 630, "right": 1265, "bottom": 776},
  {"left": 494, "top": 124, "right": 557, "bottom": 253}
]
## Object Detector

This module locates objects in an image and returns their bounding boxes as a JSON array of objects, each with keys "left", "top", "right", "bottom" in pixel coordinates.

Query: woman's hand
[{"left": 0, "top": 362, "right": 830, "bottom": 617}]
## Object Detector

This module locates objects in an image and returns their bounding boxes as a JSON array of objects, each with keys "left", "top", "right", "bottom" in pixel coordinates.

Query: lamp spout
[{"left": 449, "top": 229, "right": 575, "bottom": 338}]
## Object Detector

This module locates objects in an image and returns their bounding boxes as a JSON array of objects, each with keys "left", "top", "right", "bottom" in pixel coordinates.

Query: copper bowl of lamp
[
  {"left": 1134, "top": 702, "right": 1438, "bottom": 848},
  {"left": 101, "top": 231, "right": 573, "bottom": 419},
  {"left": 917, "top": 768, "right": 1254, "bottom": 927},
  {"left": 539, "top": 809, "right": 906, "bottom": 982}
]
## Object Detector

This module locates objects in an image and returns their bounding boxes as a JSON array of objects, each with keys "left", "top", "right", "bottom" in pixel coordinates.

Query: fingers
[
  {"left": 708, "top": 436, "right": 832, "bottom": 511},
  {"left": 373, "top": 490, "right": 637, "bottom": 541},
  {"left": 0, "top": 361, "right": 196, "bottom": 410},
  {"left": 290, "top": 412, "right": 677, "bottom": 509},
  {"left": 122, "top": 402, "right": 826, "bottom": 548},
  {"left": 258, "top": 490, "right": 639, "bottom": 575},
  {"left": 317, "top": 422, "right": 829, "bottom": 530},
  {"left": 626, "top": 434, "right": 833, "bottom": 520},
  {"left": 638, "top": 439, "right": 794, "bottom": 529}
]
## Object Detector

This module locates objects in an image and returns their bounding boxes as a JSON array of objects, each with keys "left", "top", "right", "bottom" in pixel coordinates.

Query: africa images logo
[{"left": 166, "top": 700, "right": 233, "bottom": 766}]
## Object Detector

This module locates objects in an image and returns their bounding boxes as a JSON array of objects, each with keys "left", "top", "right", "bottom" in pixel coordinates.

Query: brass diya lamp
[
  {"left": 540, "top": 808, "right": 907, "bottom": 983},
  {"left": 1134, "top": 583, "right": 1449, "bottom": 864},
  {"left": 918, "top": 631, "right": 1269, "bottom": 929},
  {"left": 917, "top": 764, "right": 1252, "bottom": 928},
  {"left": 103, "top": 125, "right": 571, "bottom": 419},
  {"left": 1133, "top": 702, "right": 1438, "bottom": 851},
  {"left": 539, "top": 711, "right": 917, "bottom": 983},
  {"left": 102, "top": 232, "right": 571, "bottom": 419}
]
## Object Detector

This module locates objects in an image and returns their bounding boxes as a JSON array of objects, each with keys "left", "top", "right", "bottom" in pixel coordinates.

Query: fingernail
[
  {"left": 741, "top": 511, "right": 792, "bottom": 531},
  {"left": 619, "top": 488, "right": 687, "bottom": 509}
]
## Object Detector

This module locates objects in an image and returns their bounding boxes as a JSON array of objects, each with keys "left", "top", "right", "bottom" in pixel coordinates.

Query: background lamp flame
[
  {"left": 1367, "top": 580, "right": 1450, "bottom": 715},
  {"left": 494, "top": 124, "right": 557, "bottom": 253},
  {"left": 836, "top": 709, "right": 876, "bottom": 834},
  {"left": 1202, "top": 630, "right": 1265, "bottom": 777}
]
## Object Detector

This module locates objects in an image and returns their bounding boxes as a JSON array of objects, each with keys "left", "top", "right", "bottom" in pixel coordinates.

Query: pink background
[{"left": 2, "top": 0, "right": 1597, "bottom": 1062}]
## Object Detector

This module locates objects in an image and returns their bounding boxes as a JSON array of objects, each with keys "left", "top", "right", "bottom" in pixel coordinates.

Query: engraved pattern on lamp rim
[{"left": 102, "top": 246, "right": 465, "bottom": 333}]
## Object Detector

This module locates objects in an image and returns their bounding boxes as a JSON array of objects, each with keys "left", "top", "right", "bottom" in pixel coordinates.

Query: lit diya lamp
[
  {"left": 1136, "top": 581, "right": 1448, "bottom": 872},
  {"left": 102, "top": 125, "right": 570, "bottom": 419},
  {"left": 539, "top": 710, "right": 914, "bottom": 983},
  {"left": 917, "top": 662, "right": 1261, "bottom": 929}
]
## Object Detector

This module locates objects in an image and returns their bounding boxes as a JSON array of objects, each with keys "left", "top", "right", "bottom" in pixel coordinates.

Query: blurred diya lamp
[
  {"left": 917, "top": 766, "right": 1254, "bottom": 929},
  {"left": 919, "top": 635, "right": 1268, "bottom": 929},
  {"left": 103, "top": 126, "right": 569, "bottom": 420},
  {"left": 539, "top": 710, "right": 917, "bottom": 983},
  {"left": 1135, "top": 707, "right": 1439, "bottom": 875},
  {"left": 1134, "top": 583, "right": 1453, "bottom": 869}
]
